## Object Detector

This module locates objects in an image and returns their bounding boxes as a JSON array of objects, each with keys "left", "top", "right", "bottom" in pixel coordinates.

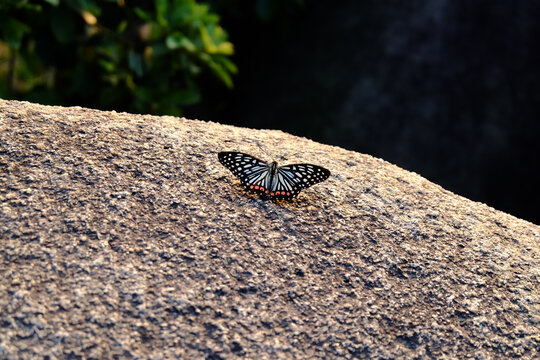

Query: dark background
[{"left": 190, "top": 0, "right": 540, "bottom": 224}]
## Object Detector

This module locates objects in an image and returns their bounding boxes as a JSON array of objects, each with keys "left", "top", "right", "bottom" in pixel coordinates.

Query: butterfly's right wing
[
  {"left": 268, "top": 163, "right": 330, "bottom": 200},
  {"left": 218, "top": 152, "right": 271, "bottom": 196},
  {"left": 277, "top": 164, "right": 331, "bottom": 188}
]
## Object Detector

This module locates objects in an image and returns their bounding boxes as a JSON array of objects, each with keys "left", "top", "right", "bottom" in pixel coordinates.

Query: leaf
[
  {"left": 133, "top": 86, "right": 152, "bottom": 105},
  {"left": 98, "top": 44, "right": 120, "bottom": 63},
  {"left": 43, "top": 0, "right": 60, "bottom": 6},
  {"left": 200, "top": 27, "right": 215, "bottom": 53},
  {"left": 167, "top": 88, "right": 201, "bottom": 106},
  {"left": 206, "top": 59, "right": 233, "bottom": 88},
  {"left": 2, "top": 18, "right": 30, "bottom": 49},
  {"left": 51, "top": 6, "right": 76, "bottom": 43},
  {"left": 216, "top": 56, "right": 238, "bottom": 74},
  {"left": 200, "top": 26, "right": 233, "bottom": 55},
  {"left": 81, "top": 10, "right": 97, "bottom": 26},
  {"left": 155, "top": 0, "right": 168, "bottom": 26},
  {"left": 128, "top": 50, "right": 144, "bottom": 77},
  {"left": 117, "top": 20, "right": 127, "bottom": 33},
  {"left": 178, "top": 37, "right": 197, "bottom": 52},
  {"left": 98, "top": 59, "right": 115, "bottom": 72},
  {"left": 170, "top": 3, "right": 192, "bottom": 26},
  {"left": 166, "top": 32, "right": 196, "bottom": 52},
  {"left": 134, "top": 7, "right": 153, "bottom": 22},
  {"left": 151, "top": 43, "right": 169, "bottom": 57},
  {"left": 79, "top": 0, "right": 101, "bottom": 16},
  {"left": 215, "top": 41, "right": 233, "bottom": 55}
]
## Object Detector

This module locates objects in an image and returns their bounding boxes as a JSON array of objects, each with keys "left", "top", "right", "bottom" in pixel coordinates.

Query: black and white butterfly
[{"left": 218, "top": 152, "right": 331, "bottom": 200}]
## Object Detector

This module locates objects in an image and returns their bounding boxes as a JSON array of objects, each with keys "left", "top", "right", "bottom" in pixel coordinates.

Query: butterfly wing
[
  {"left": 218, "top": 152, "right": 272, "bottom": 196},
  {"left": 270, "top": 164, "right": 331, "bottom": 200}
]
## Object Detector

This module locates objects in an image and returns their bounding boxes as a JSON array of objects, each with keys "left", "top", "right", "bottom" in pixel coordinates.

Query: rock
[{"left": 0, "top": 99, "right": 538, "bottom": 359}]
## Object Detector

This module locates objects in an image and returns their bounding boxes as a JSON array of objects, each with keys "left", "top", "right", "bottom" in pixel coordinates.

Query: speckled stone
[{"left": 0, "top": 99, "right": 538, "bottom": 359}]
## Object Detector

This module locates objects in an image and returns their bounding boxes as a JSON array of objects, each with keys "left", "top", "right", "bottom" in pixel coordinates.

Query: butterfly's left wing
[
  {"left": 218, "top": 152, "right": 272, "bottom": 196},
  {"left": 273, "top": 164, "right": 331, "bottom": 200}
]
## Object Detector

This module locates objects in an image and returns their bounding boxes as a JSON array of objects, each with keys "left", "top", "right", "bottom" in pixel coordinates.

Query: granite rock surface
[{"left": 0, "top": 99, "right": 538, "bottom": 359}]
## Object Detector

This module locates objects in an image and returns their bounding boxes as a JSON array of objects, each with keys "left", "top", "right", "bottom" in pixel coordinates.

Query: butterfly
[{"left": 218, "top": 151, "right": 331, "bottom": 200}]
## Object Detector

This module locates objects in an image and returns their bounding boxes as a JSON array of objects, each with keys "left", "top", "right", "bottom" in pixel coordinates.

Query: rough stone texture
[{"left": 0, "top": 99, "right": 538, "bottom": 359}]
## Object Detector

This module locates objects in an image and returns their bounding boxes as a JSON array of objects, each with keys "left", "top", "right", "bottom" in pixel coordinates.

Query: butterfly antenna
[{"left": 252, "top": 139, "right": 268, "bottom": 157}]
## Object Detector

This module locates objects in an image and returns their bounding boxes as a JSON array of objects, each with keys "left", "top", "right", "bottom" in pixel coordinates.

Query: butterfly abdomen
[{"left": 267, "top": 161, "right": 278, "bottom": 192}]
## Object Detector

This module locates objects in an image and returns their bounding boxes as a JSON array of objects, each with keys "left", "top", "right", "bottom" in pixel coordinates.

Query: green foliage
[{"left": 0, "top": 0, "right": 237, "bottom": 115}]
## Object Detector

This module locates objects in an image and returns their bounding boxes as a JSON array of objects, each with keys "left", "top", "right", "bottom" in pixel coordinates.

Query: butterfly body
[{"left": 218, "top": 152, "right": 330, "bottom": 200}]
